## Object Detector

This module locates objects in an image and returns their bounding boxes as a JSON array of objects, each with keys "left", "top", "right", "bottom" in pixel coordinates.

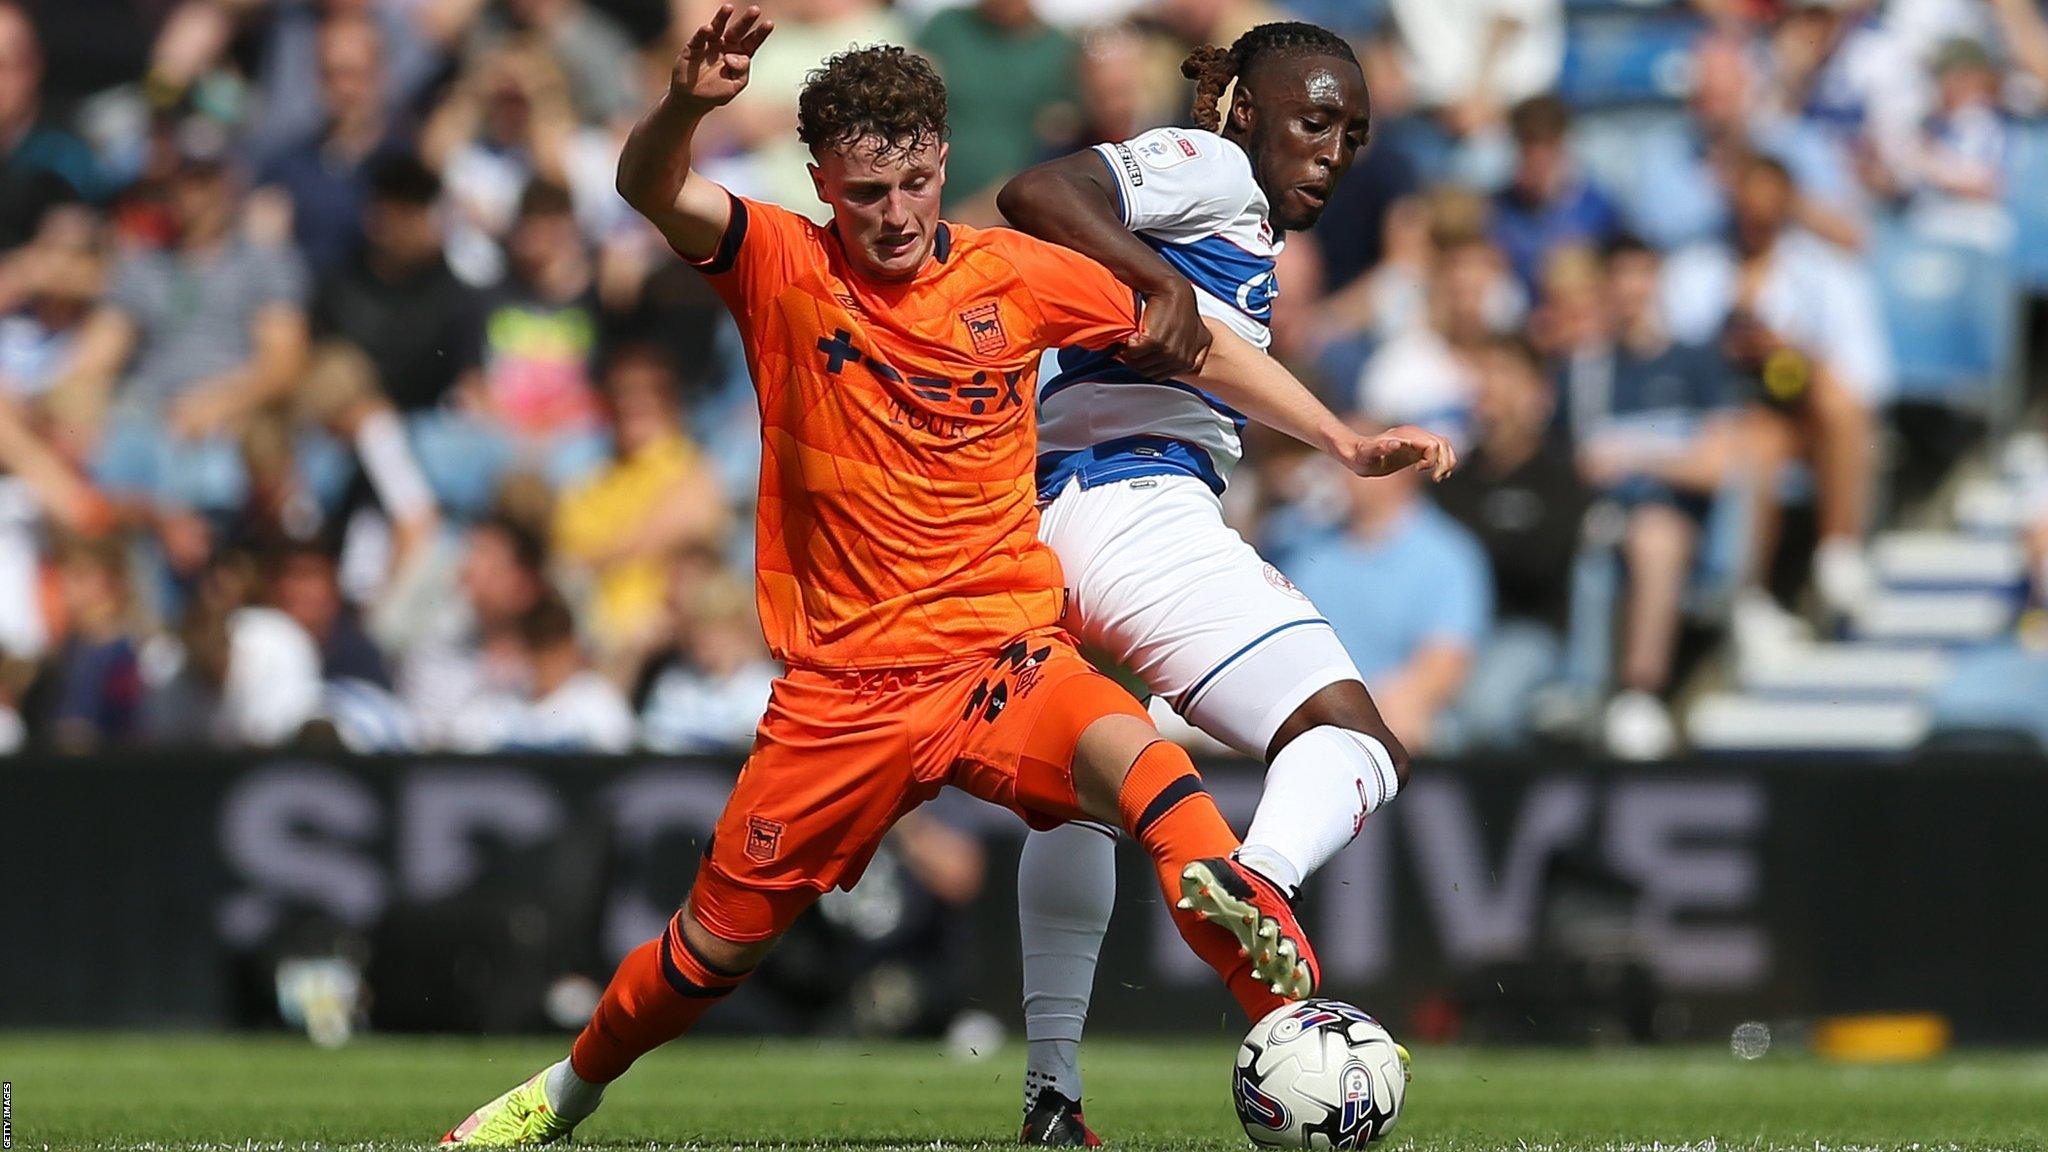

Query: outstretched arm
[
  {"left": 1189, "top": 319, "right": 1457, "bottom": 481},
  {"left": 998, "top": 152, "right": 1210, "bottom": 379},
  {"left": 616, "top": 4, "right": 774, "bottom": 261}
]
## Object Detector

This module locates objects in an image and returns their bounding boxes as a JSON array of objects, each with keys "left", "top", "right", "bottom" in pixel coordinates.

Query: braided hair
[{"left": 1182, "top": 21, "right": 1361, "bottom": 133}]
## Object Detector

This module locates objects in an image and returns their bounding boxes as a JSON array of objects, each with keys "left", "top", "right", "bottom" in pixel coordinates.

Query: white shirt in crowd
[
  {"left": 1356, "top": 326, "right": 1480, "bottom": 449},
  {"left": 452, "top": 669, "right": 636, "bottom": 754},
  {"left": 639, "top": 660, "right": 779, "bottom": 754},
  {"left": 218, "top": 607, "right": 325, "bottom": 748},
  {"left": 1661, "top": 229, "right": 1895, "bottom": 403},
  {"left": 1389, "top": 0, "right": 1564, "bottom": 111},
  {"left": 0, "top": 478, "right": 47, "bottom": 660}
]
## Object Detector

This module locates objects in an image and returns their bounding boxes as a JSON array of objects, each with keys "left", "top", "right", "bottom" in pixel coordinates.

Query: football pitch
[{"left": 3, "top": 1033, "right": 2046, "bottom": 1152}]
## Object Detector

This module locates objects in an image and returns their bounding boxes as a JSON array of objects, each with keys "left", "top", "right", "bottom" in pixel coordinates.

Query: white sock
[
  {"left": 1018, "top": 820, "right": 1116, "bottom": 1108},
  {"left": 1239, "top": 725, "right": 1398, "bottom": 894},
  {"left": 353, "top": 409, "right": 437, "bottom": 524},
  {"left": 542, "top": 1057, "right": 605, "bottom": 1121}
]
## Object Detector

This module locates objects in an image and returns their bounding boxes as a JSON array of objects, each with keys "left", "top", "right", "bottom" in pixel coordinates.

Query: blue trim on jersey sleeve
[
  {"left": 1092, "top": 147, "right": 1131, "bottom": 225},
  {"left": 1144, "top": 235, "right": 1276, "bottom": 321},
  {"left": 1036, "top": 435, "right": 1226, "bottom": 500},
  {"left": 1041, "top": 347, "right": 1249, "bottom": 430}
]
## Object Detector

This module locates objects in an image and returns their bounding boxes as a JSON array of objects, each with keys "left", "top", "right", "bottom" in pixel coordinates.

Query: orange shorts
[{"left": 689, "top": 631, "right": 1149, "bottom": 943}]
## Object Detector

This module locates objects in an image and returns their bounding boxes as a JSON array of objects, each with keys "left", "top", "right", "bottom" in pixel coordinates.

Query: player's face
[
  {"left": 811, "top": 139, "right": 948, "bottom": 283},
  {"left": 1240, "top": 57, "right": 1369, "bottom": 232}
]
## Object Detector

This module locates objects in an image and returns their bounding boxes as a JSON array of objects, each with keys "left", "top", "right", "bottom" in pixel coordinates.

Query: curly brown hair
[
  {"left": 797, "top": 45, "right": 949, "bottom": 162},
  {"left": 1181, "top": 21, "right": 1360, "bottom": 133}
]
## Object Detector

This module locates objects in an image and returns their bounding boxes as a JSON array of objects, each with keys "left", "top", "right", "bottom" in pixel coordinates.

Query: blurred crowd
[{"left": 0, "top": 0, "right": 2044, "bottom": 758}]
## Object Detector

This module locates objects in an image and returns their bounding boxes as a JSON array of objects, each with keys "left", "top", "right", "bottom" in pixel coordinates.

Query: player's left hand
[{"left": 1336, "top": 425, "right": 1457, "bottom": 481}]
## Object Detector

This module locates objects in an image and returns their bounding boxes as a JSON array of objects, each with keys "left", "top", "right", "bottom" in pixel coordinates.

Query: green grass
[{"left": 2, "top": 1033, "right": 2046, "bottom": 1151}]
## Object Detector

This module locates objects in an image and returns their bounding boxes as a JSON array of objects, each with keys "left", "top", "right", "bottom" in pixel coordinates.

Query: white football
[{"left": 1232, "top": 999, "right": 1406, "bottom": 1148}]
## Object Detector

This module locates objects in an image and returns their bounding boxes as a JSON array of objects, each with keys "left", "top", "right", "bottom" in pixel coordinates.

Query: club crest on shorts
[
  {"left": 1262, "top": 562, "right": 1308, "bottom": 601},
  {"left": 960, "top": 301, "right": 1008, "bottom": 357},
  {"left": 745, "top": 815, "right": 785, "bottom": 863}
]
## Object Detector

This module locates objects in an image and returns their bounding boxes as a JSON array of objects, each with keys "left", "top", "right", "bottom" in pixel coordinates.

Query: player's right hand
[
  {"left": 673, "top": 4, "right": 774, "bottom": 110},
  {"left": 1124, "top": 278, "right": 1211, "bottom": 379}
]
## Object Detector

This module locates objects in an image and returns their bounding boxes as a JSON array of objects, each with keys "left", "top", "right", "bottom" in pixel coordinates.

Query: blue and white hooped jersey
[{"left": 1036, "top": 127, "right": 1279, "bottom": 500}]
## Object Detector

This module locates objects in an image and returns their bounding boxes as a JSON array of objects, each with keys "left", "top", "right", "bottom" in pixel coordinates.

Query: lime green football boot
[{"left": 441, "top": 1069, "right": 579, "bottom": 1147}]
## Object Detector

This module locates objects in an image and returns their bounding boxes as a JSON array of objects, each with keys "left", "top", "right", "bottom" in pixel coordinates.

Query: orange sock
[
  {"left": 569, "top": 909, "right": 749, "bottom": 1083},
  {"left": 1114, "top": 740, "right": 1286, "bottom": 1021}
]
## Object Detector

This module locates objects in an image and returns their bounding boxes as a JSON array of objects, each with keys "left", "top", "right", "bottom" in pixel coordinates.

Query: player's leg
[
  {"left": 1016, "top": 818, "right": 1114, "bottom": 1142},
  {"left": 1052, "top": 475, "right": 1408, "bottom": 895},
  {"left": 1068, "top": 710, "right": 1313, "bottom": 1013},
  {"left": 1227, "top": 662, "right": 1409, "bottom": 897},
  {"left": 443, "top": 675, "right": 911, "bottom": 1147},
  {"left": 441, "top": 862, "right": 815, "bottom": 1147},
  {"left": 1017, "top": 480, "right": 1123, "bottom": 1138},
  {"left": 955, "top": 643, "right": 1317, "bottom": 1019}
]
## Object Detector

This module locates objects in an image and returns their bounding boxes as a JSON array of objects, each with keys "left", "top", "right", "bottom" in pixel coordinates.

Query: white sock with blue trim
[{"left": 1238, "top": 726, "right": 1397, "bottom": 894}]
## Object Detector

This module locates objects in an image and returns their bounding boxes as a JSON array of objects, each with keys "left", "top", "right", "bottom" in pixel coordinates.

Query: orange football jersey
[{"left": 689, "top": 194, "right": 1142, "bottom": 670}]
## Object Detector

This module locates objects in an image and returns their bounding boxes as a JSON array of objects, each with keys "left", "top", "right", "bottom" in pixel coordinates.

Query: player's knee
[
  {"left": 1271, "top": 683, "right": 1412, "bottom": 790},
  {"left": 679, "top": 896, "right": 778, "bottom": 973}
]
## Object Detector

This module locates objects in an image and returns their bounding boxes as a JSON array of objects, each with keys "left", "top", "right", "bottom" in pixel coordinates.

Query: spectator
[
  {"left": 553, "top": 344, "right": 728, "bottom": 660},
  {"left": 1434, "top": 336, "right": 1589, "bottom": 751},
  {"left": 148, "top": 0, "right": 442, "bottom": 158},
  {"left": 257, "top": 12, "right": 414, "bottom": 275},
  {"left": 1760, "top": 0, "right": 1919, "bottom": 203},
  {"left": 1279, "top": 433, "right": 1492, "bottom": 751},
  {"left": 1625, "top": 31, "right": 1865, "bottom": 253},
  {"left": 636, "top": 569, "right": 779, "bottom": 753},
  {"left": 1355, "top": 207, "right": 1521, "bottom": 445},
  {"left": 464, "top": 0, "right": 642, "bottom": 126},
  {"left": 311, "top": 156, "right": 481, "bottom": 529},
  {"left": 1663, "top": 153, "right": 1889, "bottom": 624},
  {"left": 467, "top": 179, "right": 609, "bottom": 490},
  {"left": 1899, "top": 38, "right": 2012, "bottom": 250},
  {"left": 1988, "top": 0, "right": 2048, "bottom": 90},
  {"left": 0, "top": 209, "right": 101, "bottom": 401},
  {"left": 37, "top": 534, "right": 144, "bottom": 750},
  {"left": 1387, "top": 0, "right": 1563, "bottom": 172},
  {"left": 267, "top": 537, "right": 389, "bottom": 687},
  {"left": 145, "top": 549, "right": 325, "bottom": 747},
  {"left": 1489, "top": 96, "right": 1621, "bottom": 296},
  {"left": 452, "top": 589, "right": 634, "bottom": 751},
  {"left": 422, "top": 44, "right": 616, "bottom": 284},
  {"left": 53, "top": 122, "right": 310, "bottom": 573},
  {"left": 1049, "top": 23, "right": 1158, "bottom": 152},
  {"left": 0, "top": 3, "right": 103, "bottom": 251},
  {"left": 917, "top": 0, "right": 1075, "bottom": 221},
  {"left": 1565, "top": 237, "right": 1740, "bottom": 758},
  {"left": 313, "top": 155, "right": 482, "bottom": 413},
  {"left": 385, "top": 511, "right": 550, "bottom": 746},
  {"left": 0, "top": 394, "right": 110, "bottom": 661}
]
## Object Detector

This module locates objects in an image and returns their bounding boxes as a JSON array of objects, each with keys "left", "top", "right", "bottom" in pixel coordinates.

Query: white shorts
[{"left": 1038, "top": 474, "right": 1363, "bottom": 757}]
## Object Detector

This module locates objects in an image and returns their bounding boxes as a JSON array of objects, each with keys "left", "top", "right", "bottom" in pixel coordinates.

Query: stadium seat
[
  {"left": 2006, "top": 120, "right": 2048, "bottom": 292},
  {"left": 1557, "top": 10, "right": 1701, "bottom": 107},
  {"left": 1870, "top": 220, "right": 2019, "bottom": 407}
]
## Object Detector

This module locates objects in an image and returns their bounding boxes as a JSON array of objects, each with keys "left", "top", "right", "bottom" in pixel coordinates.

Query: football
[{"left": 1232, "top": 999, "right": 1407, "bottom": 1149}]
